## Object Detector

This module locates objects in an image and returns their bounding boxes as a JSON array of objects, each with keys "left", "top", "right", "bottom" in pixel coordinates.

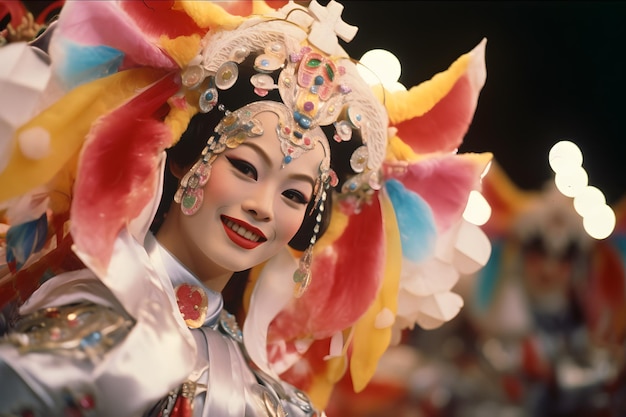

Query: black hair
[{"left": 150, "top": 56, "right": 363, "bottom": 251}]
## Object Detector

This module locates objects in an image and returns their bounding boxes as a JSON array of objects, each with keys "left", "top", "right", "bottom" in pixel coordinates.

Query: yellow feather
[
  {"left": 0, "top": 68, "right": 166, "bottom": 203},
  {"left": 158, "top": 34, "right": 202, "bottom": 68},
  {"left": 386, "top": 135, "right": 419, "bottom": 162},
  {"left": 313, "top": 201, "right": 349, "bottom": 253},
  {"left": 176, "top": 1, "right": 246, "bottom": 30},
  {"left": 385, "top": 52, "right": 471, "bottom": 124}
]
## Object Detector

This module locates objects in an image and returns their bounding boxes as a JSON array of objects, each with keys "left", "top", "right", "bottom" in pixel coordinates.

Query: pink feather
[
  {"left": 386, "top": 154, "right": 485, "bottom": 233},
  {"left": 55, "top": 1, "right": 177, "bottom": 71}
]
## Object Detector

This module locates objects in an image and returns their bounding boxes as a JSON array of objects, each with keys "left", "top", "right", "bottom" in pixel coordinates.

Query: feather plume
[{"left": 70, "top": 74, "right": 179, "bottom": 275}]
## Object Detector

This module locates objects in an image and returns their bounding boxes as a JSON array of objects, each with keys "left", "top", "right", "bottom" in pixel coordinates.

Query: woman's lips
[{"left": 221, "top": 215, "right": 267, "bottom": 249}]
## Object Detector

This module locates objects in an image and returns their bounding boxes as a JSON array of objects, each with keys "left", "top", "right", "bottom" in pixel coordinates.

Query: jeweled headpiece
[{"left": 176, "top": 0, "right": 388, "bottom": 204}]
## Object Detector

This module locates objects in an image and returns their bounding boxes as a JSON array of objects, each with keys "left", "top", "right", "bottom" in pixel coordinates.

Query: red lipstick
[{"left": 221, "top": 215, "right": 267, "bottom": 250}]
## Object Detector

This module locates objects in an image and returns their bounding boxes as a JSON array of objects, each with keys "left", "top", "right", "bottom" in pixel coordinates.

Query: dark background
[
  {"left": 341, "top": 1, "right": 626, "bottom": 205},
  {"left": 17, "top": 0, "right": 626, "bottom": 205}
]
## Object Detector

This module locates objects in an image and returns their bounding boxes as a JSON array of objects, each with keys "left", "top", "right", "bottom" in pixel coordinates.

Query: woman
[{"left": 0, "top": 1, "right": 492, "bottom": 416}]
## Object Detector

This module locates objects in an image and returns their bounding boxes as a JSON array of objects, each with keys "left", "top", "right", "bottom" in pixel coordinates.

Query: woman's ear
[{"left": 168, "top": 160, "right": 188, "bottom": 180}]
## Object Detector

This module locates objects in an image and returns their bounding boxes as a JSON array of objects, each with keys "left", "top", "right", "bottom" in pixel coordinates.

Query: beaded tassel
[{"left": 293, "top": 186, "right": 327, "bottom": 297}]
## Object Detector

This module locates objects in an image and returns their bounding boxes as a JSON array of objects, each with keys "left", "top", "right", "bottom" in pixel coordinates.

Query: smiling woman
[
  {"left": 0, "top": 1, "right": 492, "bottom": 416},
  {"left": 157, "top": 107, "right": 328, "bottom": 293}
]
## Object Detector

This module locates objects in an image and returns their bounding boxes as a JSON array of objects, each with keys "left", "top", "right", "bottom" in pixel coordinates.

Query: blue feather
[
  {"left": 6, "top": 213, "right": 48, "bottom": 272},
  {"left": 56, "top": 40, "right": 124, "bottom": 89},
  {"left": 473, "top": 239, "right": 503, "bottom": 312},
  {"left": 385, "top": 179, "right": 437, "bottom": 262}
]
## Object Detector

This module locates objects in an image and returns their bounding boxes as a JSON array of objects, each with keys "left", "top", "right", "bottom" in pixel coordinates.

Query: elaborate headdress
[{"left": 0, "top": 0, "right": 492, "bottom": 409}]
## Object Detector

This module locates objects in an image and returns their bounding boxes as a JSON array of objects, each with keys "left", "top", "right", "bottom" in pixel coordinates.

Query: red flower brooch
[{"left": 175, "top": 283, "right": 208, "bottom": 328}]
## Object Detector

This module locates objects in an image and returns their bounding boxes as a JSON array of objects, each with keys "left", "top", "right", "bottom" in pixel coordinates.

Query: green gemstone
[
  {"left": 182, "top": 194, "right": 196, "bottom": 209},
  {"left": 325, "top": 64, "right": 335, "bottom": 81},
  {"left": 293, "top": 268, "right": 307, "bottom": 283},
  {"left": 307, "top": 58, "right": 322, "bottom": 68}
]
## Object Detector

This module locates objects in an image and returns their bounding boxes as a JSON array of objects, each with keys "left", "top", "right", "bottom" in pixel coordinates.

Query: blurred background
[
  {"left": 3, "top": 1, "right": 625, "bottom": 416},
  {"left": 337, "top": 2, "right": 626, "bottom": 416}
]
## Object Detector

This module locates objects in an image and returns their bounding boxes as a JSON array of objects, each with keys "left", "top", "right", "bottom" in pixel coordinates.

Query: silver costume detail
[{"left": 5, "top": 302, "right": 135, "bottom": 362}]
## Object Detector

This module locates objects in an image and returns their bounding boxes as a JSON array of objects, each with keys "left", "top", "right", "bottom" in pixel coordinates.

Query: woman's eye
[
  {"left": 282, "top": 190, "right": 308, "bottom": 205},
  {"left": 226, "top": 157, "right": 257, "bottom": 180}
]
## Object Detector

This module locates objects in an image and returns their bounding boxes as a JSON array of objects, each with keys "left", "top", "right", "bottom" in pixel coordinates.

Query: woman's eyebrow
[
  {"left": 239, "top": 141, "right": 316, "bottom": 188},
  {"left": 289, "top": 173, "right": 316, "bottom": 189},
  {"left": 240, "top": 141, "right": 273, "bottom": 168}
]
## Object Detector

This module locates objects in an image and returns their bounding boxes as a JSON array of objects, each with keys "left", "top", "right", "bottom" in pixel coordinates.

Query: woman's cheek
[
  {"left": 279, "top": 206, "right": 306, "bottom": 241},
  {"left": 205, "top": 164, "right": 238, "bottom": 200}
]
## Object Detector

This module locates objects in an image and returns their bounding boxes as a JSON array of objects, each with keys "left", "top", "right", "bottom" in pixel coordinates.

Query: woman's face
[{"left": 170, "top": 111, "right": 325, "bottom": 282}]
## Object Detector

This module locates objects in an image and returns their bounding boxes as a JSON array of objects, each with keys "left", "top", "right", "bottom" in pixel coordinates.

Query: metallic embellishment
[
  {"left": 5, "top": 302, "right": 134, "bottom": 362},
  {"left": 219, "top": 310, "right": 243, "bottom": 343},
  {"left": 199, "top": 85, "right": 218, "bottom": 113},
  {"left": 291, "top": 388, "right": 314, "bottom": 413},
  {"left": 251, "top": 365, "right": 320, "bottom": 416},
  {"left": 175, "top": 284, "right": 209, "bottom": 329},
  {"left": 349, "top": 145, "right": 368, "bottom": 173},
  {"left": 215, "top": 61, "right": 239, "bottom": 90},
  {"left": 251, "top": 384, "right": 287, "bottom": 417}
]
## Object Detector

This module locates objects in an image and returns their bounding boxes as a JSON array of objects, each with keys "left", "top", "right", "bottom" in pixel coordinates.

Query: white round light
[
  {"left": 356, "top": 62, "right": 380, "bottom": 86},
  {"left": 462, "top": 190, "right": 492, "bottom": 226},
  {"left": 573, "top": 186, "right": 606, "bottom": 217},
  {"left": 583, "top": 204, "right": 616, "bottom": 240},
  {"left": 549, "top": 140, "right": 583, "bottom": 173},
  {"left": 385, "top": 81, "right": 407, "bottom": 92},
  {"left": 554, "top": 166, "right": 588, "bottom": 197},
  {"left": 358, "top": 49, "right": 402, "bottom": 86}
]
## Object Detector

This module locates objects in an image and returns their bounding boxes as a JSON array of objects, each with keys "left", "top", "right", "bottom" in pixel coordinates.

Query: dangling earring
[
  {"left": 174, "top": 136, "right": 219, "bottom": 216},
  {"left": 293, "top": 186, "right": 327, "bottom": 298}
]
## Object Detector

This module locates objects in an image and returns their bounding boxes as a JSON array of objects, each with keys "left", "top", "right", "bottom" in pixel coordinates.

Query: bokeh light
[
  {"left": 358, "top": 49, "right": 406, "bottom": 91},
  {"left": 548, "top": 140, "right": 615, "bottom": 239},
  {"left": 549, "top": 140, "right": 583, "bottom": 173},
  {"left": 573, "top": 186, "right": 606, "bottom": 217},
  {"left": 554, "top": 166, "right": 588, "bottom": 198},
  {"left": 582, "top": 204, "right": 616, "bottom": 240}
]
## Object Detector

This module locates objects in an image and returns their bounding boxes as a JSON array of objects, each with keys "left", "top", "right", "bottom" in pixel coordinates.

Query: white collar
[{"left": 144, "top": 232, "right": 224, "bottom": 327}]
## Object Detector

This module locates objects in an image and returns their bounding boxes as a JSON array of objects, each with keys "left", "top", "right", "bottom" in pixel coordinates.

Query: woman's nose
[{"left": 242, "top": 187, "right": 273, "bottom": 221}]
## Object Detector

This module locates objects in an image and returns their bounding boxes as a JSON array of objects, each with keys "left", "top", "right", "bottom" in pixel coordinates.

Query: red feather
[
  {"left": 120, "top": 1, "right": 205, "bottom": 39},
  {"left": 269, "top": 195, "right": 386, "bottom": 343},
  {"left": 70, "top": 73, "right": 179, "bottom": 274},
  {"left": 394, "top": 75, "right": 475, "bottom": 154},
  {"left": 277, "top": 338, "right": 334, "bottom": 393}
]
